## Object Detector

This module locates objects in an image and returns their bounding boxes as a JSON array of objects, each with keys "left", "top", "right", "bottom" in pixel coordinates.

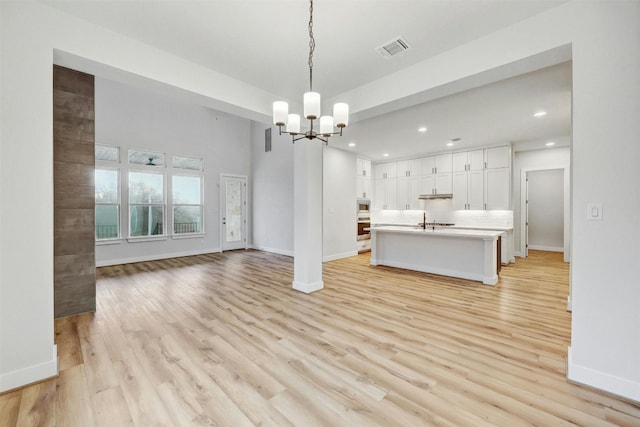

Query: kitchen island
[{"left": 370, "top": 226, "right": 504, "bottom": 285}]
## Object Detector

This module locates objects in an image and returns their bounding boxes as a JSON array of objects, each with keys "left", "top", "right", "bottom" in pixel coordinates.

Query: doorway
[
  {"left": 520, "top": 166, "right": 570, "bottom": 261},
  {"left": 220, "top": 174, "right": 247, "bottom": 251}
]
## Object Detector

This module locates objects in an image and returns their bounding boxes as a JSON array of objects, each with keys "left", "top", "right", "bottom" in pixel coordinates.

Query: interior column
[{"left": 292, "top": 138, "right": 324, "bottom": 293}]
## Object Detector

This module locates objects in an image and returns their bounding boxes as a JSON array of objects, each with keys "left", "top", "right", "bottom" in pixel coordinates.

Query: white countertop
[
  {"left": 370, "top": 225, "right": 504, "bottom": 239},
  {"left": 450, "top": 225, "right": 513, "bottom": 232}
]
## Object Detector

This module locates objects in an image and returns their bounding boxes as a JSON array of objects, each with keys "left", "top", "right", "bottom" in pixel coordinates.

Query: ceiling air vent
[{"left": 376, "top": 37, "right": 411, "bottom": 58}]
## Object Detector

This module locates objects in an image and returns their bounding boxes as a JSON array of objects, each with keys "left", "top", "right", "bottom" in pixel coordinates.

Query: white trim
[
  {"left": 0, "top": 345, "right": 58, "bottom": 393},
  {"left": 567, "top": 347, "right": 640, "bottom": 404},
  {"left": 323, "top": 251, "right": 358, "bottom": 262},
  {"left": 251, "top": 245, "right": 293, "bottom": 257},
  {"left": 292, "top": 280, "right": 324, "bottom": 294},
  {"left": 96, "top": 248, "right": 221, "bottom": 267},
  {"left": 171, "top": 233, "right": 205, "bottom": 240},
  {"left": 126, "top": 236, "right": 168, "bottom": 243},
  {"left": 528, "top": 245, "right": 563, "bottom": 252}
]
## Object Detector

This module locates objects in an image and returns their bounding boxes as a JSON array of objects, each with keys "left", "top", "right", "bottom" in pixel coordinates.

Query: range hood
[{"left": 418, "top": 193, "right": 453, "bottom": 200}]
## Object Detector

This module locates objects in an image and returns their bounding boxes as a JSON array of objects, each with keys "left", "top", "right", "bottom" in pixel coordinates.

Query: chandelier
[{"left": 272, "top": 0, "right": 349, "bottom": 144}]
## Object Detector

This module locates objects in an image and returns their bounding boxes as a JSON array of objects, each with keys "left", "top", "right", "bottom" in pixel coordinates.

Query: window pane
[
  {"left": 130, "top": 205, "right": 164, "bottom": 236},
  {"left": 172, "top": 175, "right": 201, "bottom": 204},
  {"left": 225, "top": 179, "right": 243, "bottom": 243},
  {"left": 173, "top": 206, "right": 202, "bottom": 234},
  {"left": 95, "top": 169, "right": 119, "bottom": 204},
  {"left": 128, "top": 149, "right": 165, "bottom": 167},
  {"left": 173, "top": 155, "right": 202, "bottom": 171},
  {"left": 96, "top": 144, "right": 119, "bottom": 162},
  {"left": 129, "top": 172, "right": 164, "bottom": 204},
  {"left": 96, "top": 205, "right": 119, "bottom": 239}
]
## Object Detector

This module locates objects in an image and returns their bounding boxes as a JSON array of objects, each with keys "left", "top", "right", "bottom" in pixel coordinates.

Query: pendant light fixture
[{"left": 272, "top": 0, "right": 349, "bottom": 144}]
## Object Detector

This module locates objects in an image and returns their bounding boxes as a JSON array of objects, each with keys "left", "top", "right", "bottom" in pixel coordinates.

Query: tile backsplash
[{"left": 371, "top": 199, "right": 513, "bottom": 228}]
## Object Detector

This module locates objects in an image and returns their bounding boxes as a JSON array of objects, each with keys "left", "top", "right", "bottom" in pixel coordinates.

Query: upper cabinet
[
  {"left": 422, "top": 154, "right": 452, "bottom": 175},
  {"left": 356, "top": 157, "right": 372, "bottom": 177},
  {"left": 452, "top": 150, "right": 483, "bottom": 172},
  {"left": 374, "top": 162, "right": 397, "bottom": 180},
  {"left": 370, "top": 145, "right": 511, "bottom": 211},
  {"left": 356, "top": 157, "right": 372, "bottom": 199},
  {"left": 484, "top": 146, "right": 510, "bottom": 169},
  {"left": 396, "top": 159, "right": 422, "bottom": 177}
]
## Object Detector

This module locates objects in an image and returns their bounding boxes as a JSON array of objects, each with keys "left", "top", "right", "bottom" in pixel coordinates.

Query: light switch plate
[{"left": 587, "top": 203, "right": 603, "bottom": 220}]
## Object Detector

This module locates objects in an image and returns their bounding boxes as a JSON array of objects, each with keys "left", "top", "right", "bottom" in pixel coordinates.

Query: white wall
[
  {"left": 250, "top": 123, "right": 294, "bottom": 256},
  {"left": 527, "top": 169, "right": 564, "bottom": 251},
  {"left": 323, "top": 147, "right": 357, "bottom": 261},
  {"left": 513, "top": 146, "right": 570, "bottom": 256},
  {"left": 95, "top": 78, "right": 251, "bottom": 265}
]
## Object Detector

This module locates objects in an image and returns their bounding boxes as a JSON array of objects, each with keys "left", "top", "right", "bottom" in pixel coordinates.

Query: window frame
[
  {"left": 171, "top": 173, "right": 204, "bottom": 237},
  {"left": 95, "top": 143, "right": 122, "bottom": 244},
  {"left": 127, "top": 169, "right": 167, "bottom": 240}
]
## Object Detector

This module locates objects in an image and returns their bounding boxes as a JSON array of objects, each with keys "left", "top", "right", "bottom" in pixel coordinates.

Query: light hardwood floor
[{"left": 1, "top": 250, "right": 639, "bottom": 426}]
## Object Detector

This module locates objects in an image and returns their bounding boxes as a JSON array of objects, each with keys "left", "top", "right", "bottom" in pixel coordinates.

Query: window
[
  {"left": 172, "top": 155, "right": 203, "bottom": 171},
  {"left": 95, "top": 169, "right": 120, "bottom": 240},
  {"left": 129, "top": 171, "right": 165, "bottom": 237},
  {"left": 172, "top": 175, "right": 202, "bottom": 234},
  {"left": 129, "top": 148, "right": 165, "bottom": 167}
]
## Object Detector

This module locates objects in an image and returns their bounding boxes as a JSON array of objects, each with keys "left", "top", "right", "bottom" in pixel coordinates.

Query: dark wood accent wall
[{"left": 53, "top": 65, "right": 96, "bottom": 318}]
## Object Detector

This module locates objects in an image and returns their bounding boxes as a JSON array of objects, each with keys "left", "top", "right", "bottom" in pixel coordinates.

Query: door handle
[{"left": 222, "top": 217, "right": 226, "bottom": 225}]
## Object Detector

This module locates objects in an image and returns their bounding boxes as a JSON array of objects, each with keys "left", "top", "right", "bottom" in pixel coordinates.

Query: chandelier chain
[{"left": 308, "top": 0, "right": 315, "bottom": 91}]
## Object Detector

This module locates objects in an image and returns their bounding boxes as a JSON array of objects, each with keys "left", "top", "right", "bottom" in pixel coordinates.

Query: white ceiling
[{"left": 43, "top": 0, "right": 572, "bottom": 161}]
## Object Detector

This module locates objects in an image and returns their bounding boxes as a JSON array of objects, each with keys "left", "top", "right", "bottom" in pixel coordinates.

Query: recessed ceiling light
[
  {"left": 534, "top": 111, "right": 547, "bottom": 118},
  {"left": 546, "top": 141, "right": 555, "bottom": 146},
  {"left": 383, "top": 153, "right": 389, "bottom": 157},
  {"left": 446, "top": 142, "right": 454, "bottom": 147},
  {"left": 418, "top": 127, "right": 428, "bottom": 133},
  {"left": 348, "top": 142, "right": 356, "bottom": 147}
]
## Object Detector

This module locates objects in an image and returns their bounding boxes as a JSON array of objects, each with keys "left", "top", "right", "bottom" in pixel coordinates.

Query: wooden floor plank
[{"left": 1, "top": 249, "right": 639, "bottom": 426}]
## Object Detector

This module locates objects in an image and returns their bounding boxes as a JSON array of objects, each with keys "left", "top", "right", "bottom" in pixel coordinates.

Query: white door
[{"left": 221, "top": 175, "right": 247, "bottom": 251}]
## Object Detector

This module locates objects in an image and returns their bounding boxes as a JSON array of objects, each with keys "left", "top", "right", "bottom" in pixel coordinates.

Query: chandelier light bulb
[
  {"left": 287, "top": 114, "right": 300, "bottom": 134},
  {"left": 304, "top": 92, "right": 321, "bottom": 120},
  {"left": 273, "top": 101, "right": 288, "bottom": 126},
  {"left": 333, "top": 103, "right": 349, "bottom": 128},
  {"left": 320, "top": 116, "right": 334, "bottom": 135}
]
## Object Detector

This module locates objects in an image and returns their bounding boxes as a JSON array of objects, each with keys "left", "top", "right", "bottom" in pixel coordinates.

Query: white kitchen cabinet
[
  {"left": 356, "top": 157, "right": 372, "bottom": 199},
  {"left": 373, "top": 179, "right": 397, "bottom": 210},
  {"left": 397, "top": 177, "right": 422, "bottom": 210},
  {"left": 484, "top": 167, "right": 510, "bottom": 209},
  {"left": 421, "top": 173, "right": 452, "bottom": 196},
  {"left": 374, "top": 162, "right": 397, "bottom": 180},
  {"left": 396, "top": 158, "right": 422, "bottom": 178},
  {"left": 357, "top": 176, "right": 372, "bottom": 199},
  {"left": 452, "top": 150, "right": 484, "bottom": 172},
  {"left": 452, "top": 170, "right": 484, "bottom": 210},
  {"left": 422, "top": 154, "right": 452, "bottom": 175},
  {"left": 484, "top": 146, "right": 510, "bottom": 169},
  {"left": 357, "top": 157, "right": 372, "bottom": 177}
]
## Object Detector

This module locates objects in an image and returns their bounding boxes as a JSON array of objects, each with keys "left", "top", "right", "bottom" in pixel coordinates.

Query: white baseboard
[
  {"left": 528, "top": 245, "right": 563, "bottom": 252},
  {"left": 567, "top": 347, "right": 640, "bottom": 403},
  {"left": 323, "top": 250, "right": 358, "bottom": 262},
  {"left": 251, "top": 245, "right": 293, "bottom": 257},
  {"left": 0, "top": 344, "right": 58, "bottom": 393},
  {"left": 292, "top": 280, "right": 324, "bottom": 294},
  {"left": 96, "top": 248, "right": 221, "bottom": 267}
]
